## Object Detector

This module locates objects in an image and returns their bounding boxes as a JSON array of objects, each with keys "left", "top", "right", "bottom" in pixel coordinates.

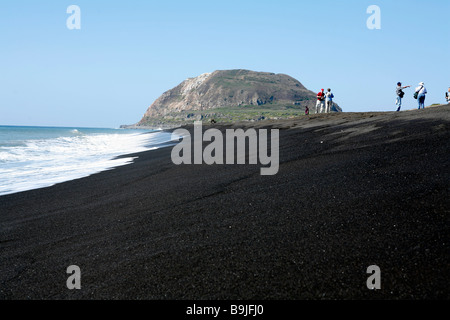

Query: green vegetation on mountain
[{"left": 125, "top": 69, "right": 342, "bottom": 128}]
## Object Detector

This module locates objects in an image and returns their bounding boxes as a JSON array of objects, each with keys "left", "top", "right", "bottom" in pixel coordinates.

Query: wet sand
[{"left": 0, "top": 105, "right": 449, "bottom": 300}]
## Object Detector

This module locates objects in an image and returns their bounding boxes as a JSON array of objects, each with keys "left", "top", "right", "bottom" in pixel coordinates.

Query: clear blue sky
[{"left": 0, "top": 0, "right": 448, "bottom": 127}]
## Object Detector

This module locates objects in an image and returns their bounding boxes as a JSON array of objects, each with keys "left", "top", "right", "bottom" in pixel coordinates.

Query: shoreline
[
  {"left": 0, "top": 105, "right": 449, "bottom": 299},
  {"left": 0, "top": 129, "right": 176, "bottom": 197}
]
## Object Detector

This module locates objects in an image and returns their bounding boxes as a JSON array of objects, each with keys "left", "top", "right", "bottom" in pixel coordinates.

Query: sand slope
[{"left": 0, "top": 105, "right": 449, "bottom": 299}]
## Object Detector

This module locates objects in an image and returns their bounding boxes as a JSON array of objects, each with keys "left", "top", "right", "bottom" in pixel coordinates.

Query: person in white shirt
[
  {"left": 415, "top": 82, "right": 427, "bottom": 109},
  {"left": 325, "top": 88, "right": 334, "bottom": 113}
]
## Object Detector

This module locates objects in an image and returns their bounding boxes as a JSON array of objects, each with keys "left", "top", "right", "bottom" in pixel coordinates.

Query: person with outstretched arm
[
  {"left": 415, "top": 82, "right": 427, "bottom": 109},
  {"left": 395, "top": 82, "right": 410, "bottom": 112}
]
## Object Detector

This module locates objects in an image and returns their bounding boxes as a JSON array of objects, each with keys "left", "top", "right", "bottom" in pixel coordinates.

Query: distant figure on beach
[
  {"left": 395, "top": 82, "right": 410, "bottom": 112},
  {"left": 446, "top": 87, "right": 450, "bottom": 104},
  {"left": 325, "top": 88, "right": 334, "bottom": 113},
  {"left": 316, "top": 89, "right": 325, "bottom": 113},
  {"left": 415, "top": 82, "right": 427, "bottom": 109},
  {"left": 305, "top": 106, "right": 309, "bottom": 115}
]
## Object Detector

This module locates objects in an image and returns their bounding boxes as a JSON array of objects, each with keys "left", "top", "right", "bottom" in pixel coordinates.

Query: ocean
[{"left": 0, "top": 126, "right": 174, "bottom": 196}]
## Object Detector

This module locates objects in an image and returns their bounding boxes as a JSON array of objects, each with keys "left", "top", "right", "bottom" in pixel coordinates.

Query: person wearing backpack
[
  {"left": 415, "top": 82, "right": 427, "bottom": 109},
  {"left": 395, "top": 82, "right": 410, "bottom": 112},
  {"left": 325, "top": 88, "right": 334, "bottom": 113},
  {"left": 316, "top": 89, "right": 325, "bottom": 113}
]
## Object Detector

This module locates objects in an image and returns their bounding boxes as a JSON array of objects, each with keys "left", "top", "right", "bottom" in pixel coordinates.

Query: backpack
[
  {"left": 414, "top": 86, "right": 423, "bottom": 99},
  {"left": 399, "top": 90, "right": 405, "bottom": 98}
]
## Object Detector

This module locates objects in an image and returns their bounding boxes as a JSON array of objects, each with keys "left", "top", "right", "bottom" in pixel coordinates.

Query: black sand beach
[{"left": 0, "top": 105, "right": 449, "bottom": 300}]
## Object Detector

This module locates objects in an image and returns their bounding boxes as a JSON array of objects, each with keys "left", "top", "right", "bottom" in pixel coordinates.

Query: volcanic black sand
[{"left": 1, "top": 105, "right": 449, "bottom": 300}]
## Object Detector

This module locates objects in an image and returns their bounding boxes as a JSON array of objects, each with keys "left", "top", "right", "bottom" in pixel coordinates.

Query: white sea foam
[{"left": 0, "top": 129, "right": 173, "bottom": 196}]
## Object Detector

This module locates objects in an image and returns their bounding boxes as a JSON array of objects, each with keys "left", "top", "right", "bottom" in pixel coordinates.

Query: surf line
[{"left": 171, "top": 121, "right": 279, "bottom": 175}]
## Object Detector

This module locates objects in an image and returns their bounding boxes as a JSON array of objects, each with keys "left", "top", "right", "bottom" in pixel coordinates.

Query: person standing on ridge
[
  {"left": 316, "top": 89, "right": 325, "bottom": 113},
  {"left": 395, "top": 82, "right": 410, "bottom": 112},
  {"left": 325, "top": 88, "right": 334, "bottom": 113},
  {"left": 415, "top": 82, "right": 427, "bottom": 109}
]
